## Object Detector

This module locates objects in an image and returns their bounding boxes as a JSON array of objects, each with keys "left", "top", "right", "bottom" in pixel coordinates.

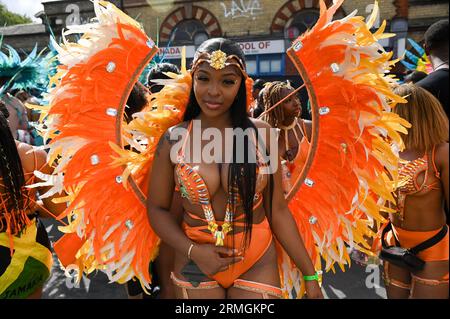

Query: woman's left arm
[
  {"left": 436, "top": 143, "right": 449, "bottom": 214},
  {"left": 269, "top": 154, "right": 322, "bottom": 294},
  {"left": 256, "top": 119, "right": 323, "bottom": 298}
]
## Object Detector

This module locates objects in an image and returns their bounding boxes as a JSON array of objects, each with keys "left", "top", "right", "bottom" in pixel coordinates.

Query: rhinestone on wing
[
  {"left": 125, "top": 219, "right": 133, "bottom": 230},
  {"left": 146, "top": 39, "right": 155, "bottom": 48},
  {"left": 106, "top": 108, "right": 117, "bottom": 117},
  {"left": 293, "top": 41, "right": 303, "bottom": 52},
  {"left": 209, "top": 50, "right": 227, "bottom": 70},
  {"left": 309, "top": 216, "right": 318, "bottom": 225},
  {"left": 304, "top": 178, "right": 314, "bottom": 187},
  {"left": 330, "top": 63, "right": 340, "bottom": 73},
  {"left": 106, "top": 62, "right": 116, "bottom": 73},
  {"left": 319, "top": 106, "right": 330, "bottom": 115},
  {"left": 90, "top": 155, "right": 100, "bottom": 165}
]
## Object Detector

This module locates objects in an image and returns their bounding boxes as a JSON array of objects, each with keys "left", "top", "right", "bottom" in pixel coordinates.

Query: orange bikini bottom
[
  {"left": 385, "top": 224, "right": 449, "bottom": 262},
  {"left": 182, "top": 216, "right": 273, "bottom": 289}
]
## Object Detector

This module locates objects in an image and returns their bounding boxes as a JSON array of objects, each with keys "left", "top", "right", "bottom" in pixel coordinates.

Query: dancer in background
[
  {"left": 382, "top": 84, "right": 448, "bottom": 299},
  {"left": 0, "top": 100, "right": 65, "bottom": 298},
  {"left": 260, "top": 81, "right": 311, "bottom": 195}
]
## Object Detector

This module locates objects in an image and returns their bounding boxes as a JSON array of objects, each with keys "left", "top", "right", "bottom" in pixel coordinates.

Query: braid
[
  {"left": 0, "top": 104, "right": 28, "bottom": 235},
  {"left": 263, "top": 81, "right": 288, "bottom": 127}
]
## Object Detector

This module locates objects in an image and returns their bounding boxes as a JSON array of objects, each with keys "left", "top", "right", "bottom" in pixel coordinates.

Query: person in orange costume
[
  {"left": 383, "top": 84, "right": 449, "bottom": 299},
  {"left": 259, "top": 81, "right": 312, "bottom": 195},
  {"left": 147, "top": 38, "right": 323, "bottom": 299}
]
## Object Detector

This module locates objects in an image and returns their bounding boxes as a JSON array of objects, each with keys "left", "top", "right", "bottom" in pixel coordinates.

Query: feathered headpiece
[
  {"left": 401, "top": 38, "right": 433, "bottom": 74},
  {"left": 0, "top": 41, "right": 42, "bottom": 95}
]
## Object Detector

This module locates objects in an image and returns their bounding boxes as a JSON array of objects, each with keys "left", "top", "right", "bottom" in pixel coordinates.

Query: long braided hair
[
  {"left": 0, "top": 99, "right": 28, "bottom": 235},
  {"left": 262, "top": 81, "right": 299, "bottom": 128}
]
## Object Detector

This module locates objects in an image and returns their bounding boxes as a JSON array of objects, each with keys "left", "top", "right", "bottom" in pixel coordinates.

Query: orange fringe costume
[{"left": 33, "top": 0, "right": 409, "bottom": 298}]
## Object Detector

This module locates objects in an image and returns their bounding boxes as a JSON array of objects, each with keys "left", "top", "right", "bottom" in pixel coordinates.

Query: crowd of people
[{"left": 0, "top": 0, "right": 448, "bottom": 301}]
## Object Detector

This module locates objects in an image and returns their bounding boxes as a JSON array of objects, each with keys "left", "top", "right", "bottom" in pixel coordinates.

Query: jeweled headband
[{"left": 191, "top": 50, "right": 249, "bottom": 79}]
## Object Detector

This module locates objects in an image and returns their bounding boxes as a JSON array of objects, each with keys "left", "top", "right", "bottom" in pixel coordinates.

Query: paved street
[{"left": 41, "top": 218, "right": 386, "bottom": 299}]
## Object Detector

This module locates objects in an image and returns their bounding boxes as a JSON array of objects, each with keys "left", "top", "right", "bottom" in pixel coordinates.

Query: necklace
[
  {"left": 177, "top": 121, "right": 233, "bottom": 246},
  {"left": 280, "top": 118, "right": 303, "bottom": 163},
  {"left": 279, "top": 117, "right": 298, "bottom": 130}
]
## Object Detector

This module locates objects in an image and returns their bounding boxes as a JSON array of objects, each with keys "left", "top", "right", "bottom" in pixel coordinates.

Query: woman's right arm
[{"left": 146, "top": 129, "right": 194, "bottom": 256}]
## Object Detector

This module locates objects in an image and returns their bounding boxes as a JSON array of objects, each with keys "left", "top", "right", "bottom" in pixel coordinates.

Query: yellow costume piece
[{"left": 0, "top": 219, "right": 52, "bottom": 299}]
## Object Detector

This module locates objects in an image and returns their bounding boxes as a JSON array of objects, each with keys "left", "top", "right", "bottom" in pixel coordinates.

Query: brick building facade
[
  {"left": 125, "top": 0, "right": 448, "bottom": 80},
  {"left": 1, "top": 0, "right": 448, "bottom": 81}
]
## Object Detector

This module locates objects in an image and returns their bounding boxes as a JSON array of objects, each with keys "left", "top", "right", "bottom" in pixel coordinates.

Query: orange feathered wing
[
  {"left": 277, "top": 0, "right": 410, "bottom": 298},
  {"left": 33, "top": 1, "right": 190, "bottom": 290}
]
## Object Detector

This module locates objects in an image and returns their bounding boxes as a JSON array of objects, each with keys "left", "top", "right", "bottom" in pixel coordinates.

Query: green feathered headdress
[{"left": 0, "top": 35, "right": 56, "bottom": 97}]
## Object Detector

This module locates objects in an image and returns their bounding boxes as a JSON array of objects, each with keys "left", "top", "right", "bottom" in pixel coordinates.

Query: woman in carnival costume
[
  {"left": 259, "top": 81, "right": 311, "bottom": 195},
  {"left": 0, "top": 99, "right": 65, "bottom": 299},
  {"left": 36, "top": 0, "right": 408, "bottom": 299},
  {"left": 380, "top": 84, "right": 448, "bottom": 299},
  {"left": 147, "top": 37, "right": 322, "bottom": 299},
  {"left": 0, "top": 38, "right": 65, "bottom": 299}
]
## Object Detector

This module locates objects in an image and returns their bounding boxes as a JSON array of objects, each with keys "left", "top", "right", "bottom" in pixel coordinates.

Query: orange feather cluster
[
  {"left": 277, "top": 0, "right": 409, "bottom": 298},
  {"left": 42, "top": 1, "right": 162, "bottom": 288}
]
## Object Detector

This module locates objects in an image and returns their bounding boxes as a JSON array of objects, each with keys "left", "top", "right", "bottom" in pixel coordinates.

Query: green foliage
[{"left": 0, "top": 3, "right": 32, "bottom": 26}]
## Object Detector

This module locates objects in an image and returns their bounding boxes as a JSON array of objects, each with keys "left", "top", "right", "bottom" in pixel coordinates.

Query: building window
[
  {"left": 170, "top": 20, "right": 209, "bottom": 45},
  {"left": 258, "top": 54, "right": 284, "bottom": 75},
  {"left": 194, "top": 32, "right": 209, "bottom": 46},
  {"left": 270, "top": 59, "right": 282, "bottom": 73},
  {"left": 260, "top": 60, "right": 271, "bottom": 73},
  {"left": 246, "top": 58, "right": 257, "bottom": 76},
  {"left": 289, "top": 9, "right": 320, "bottom": 37}
]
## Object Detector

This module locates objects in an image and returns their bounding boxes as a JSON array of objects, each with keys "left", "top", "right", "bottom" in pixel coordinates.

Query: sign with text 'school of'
[
  {"left": 238, "top": 40, "right": 285, "bottom": 55},
  {"left": 161, "top": 40, "right": 285, "bottom": 59}
]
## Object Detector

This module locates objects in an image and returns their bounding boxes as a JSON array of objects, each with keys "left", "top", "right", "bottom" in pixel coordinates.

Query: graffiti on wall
[{"left": 220, "top": 0, "right": 263, "bottom": 20}]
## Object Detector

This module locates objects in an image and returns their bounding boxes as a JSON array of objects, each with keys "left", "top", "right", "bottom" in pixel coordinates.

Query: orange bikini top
[
  {"left": 174, "top": 121, "right": 266, "bottom": 246},
  {"left": 396, "top": 145, "right": 441, "bottom": 219},
  {"left": 174, "top": 121, "right": 266, "bottom": 207},
  {"left": 280, "top": 118, "right": 310, "bottom": 164}
]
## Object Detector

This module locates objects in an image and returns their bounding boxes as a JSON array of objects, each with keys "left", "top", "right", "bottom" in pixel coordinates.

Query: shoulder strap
[
  {"left": 382, "top": 222, "right": 448, "bottom": 254},
  {"left": 298, "top": 119, "right": 310, "bottom": 144},
  {"left": 410, "top": 226, "right": 448, "bottom": 255},
  {"left": 430, "top": 145, "right": 440, "bottom": 179}
]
